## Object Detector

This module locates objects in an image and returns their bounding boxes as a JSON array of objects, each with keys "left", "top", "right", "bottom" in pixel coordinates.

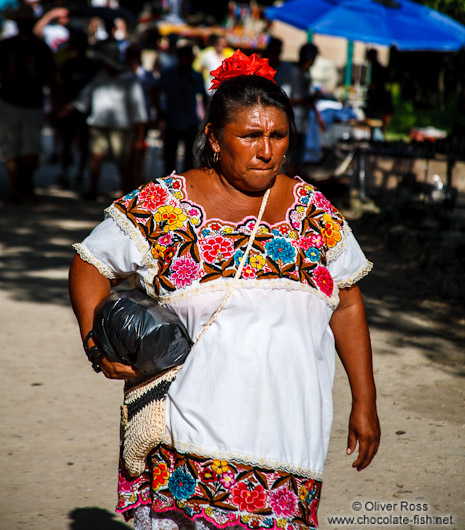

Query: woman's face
[{"left": 208, "top": 104, "right": 289, "bottom": 194}]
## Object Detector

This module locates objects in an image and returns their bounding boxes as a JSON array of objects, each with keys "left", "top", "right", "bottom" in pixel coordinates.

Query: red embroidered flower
[
  {"left": 241, "top": 264, "right": 256, "bottom": 279},
  {"left": 152, "top": 462, "right": 169, "bottom": 491},
  {"left": 313, "top": 266, "right": 334, "bottom": 296},
  {"left": 298, "top": 236, "right": 313, "bottom": 251},
  {"left": 231, "top": 483, "right": 267, "bottom": 512},
  {"left": 138, "top": 183, "right": 169, "bottom": 211},
  {"left": 200, "top": 235, "right": 235, "bottom": 264},
  {"left": 210, "top": 50, "right": 276, "bottom": 90},
  {"left": 200, "top": 468, "right": 218, "bottom": 483}
]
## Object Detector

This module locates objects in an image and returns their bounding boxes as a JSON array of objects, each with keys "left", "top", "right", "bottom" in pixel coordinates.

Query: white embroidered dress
[{"left": 74, "top": 174, "right": 372, "bottom": 529}]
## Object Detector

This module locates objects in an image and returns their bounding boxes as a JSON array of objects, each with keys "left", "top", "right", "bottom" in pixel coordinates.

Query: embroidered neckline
[
  {"left": 171, "top": 171, "right": 310, "bottom": 232},
  {"left": 107, "top": 176, "right": 357, "bottom": 304}
]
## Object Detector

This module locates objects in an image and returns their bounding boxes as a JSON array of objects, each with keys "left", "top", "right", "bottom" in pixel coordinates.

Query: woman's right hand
[{"left": 98, "top": 357, "right": 141, "bottom": 380}]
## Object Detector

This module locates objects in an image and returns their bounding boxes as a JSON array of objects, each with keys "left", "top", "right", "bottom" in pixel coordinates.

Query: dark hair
[
  {"left": 299, "top": 43, "right": 318, "bottom": 64},
  {"left": 194, "top": 75, "right": 296, "bottom": 169}
]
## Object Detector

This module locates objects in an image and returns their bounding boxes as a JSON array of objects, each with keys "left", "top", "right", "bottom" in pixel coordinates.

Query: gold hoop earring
[{"left": 213, "top": 151, "right": 220, "bottom": 163}]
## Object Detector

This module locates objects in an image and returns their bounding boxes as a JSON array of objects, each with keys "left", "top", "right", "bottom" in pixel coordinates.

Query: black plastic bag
[{"left": 92, "top": 289, "right": 192, "bottom": 375}]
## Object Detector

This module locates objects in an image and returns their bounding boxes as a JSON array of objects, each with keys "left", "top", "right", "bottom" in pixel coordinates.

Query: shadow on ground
[
  {"left": 69, "top": 507, "right": 131, "bottom": 529},
  {"left": 0, "top": 188, "right": 108, "bottom": 305}
]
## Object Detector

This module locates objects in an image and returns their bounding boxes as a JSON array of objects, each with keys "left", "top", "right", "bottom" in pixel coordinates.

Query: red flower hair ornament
[{"left": 209, "top": 49, "right": 276, "bottom": 90}]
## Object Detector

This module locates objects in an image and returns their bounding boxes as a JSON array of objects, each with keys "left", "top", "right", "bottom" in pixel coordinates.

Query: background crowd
[{"left": 0, "top": 0, "right": 376, "bottom": 205}]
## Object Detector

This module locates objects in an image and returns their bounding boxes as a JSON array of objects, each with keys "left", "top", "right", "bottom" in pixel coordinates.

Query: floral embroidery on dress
[
  {"left": 109, "top": 175, "right": 346, "bottom": 301},
  {"left": 117, "top": 444, "right": 321, "bottom": 529}
]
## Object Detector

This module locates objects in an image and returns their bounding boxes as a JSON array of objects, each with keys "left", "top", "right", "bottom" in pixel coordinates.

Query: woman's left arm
[{"left": 330, "top": 285, "right": 381, "bottom": 471}]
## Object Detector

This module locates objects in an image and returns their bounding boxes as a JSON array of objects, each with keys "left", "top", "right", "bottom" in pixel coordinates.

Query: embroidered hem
[
  {"left": 72, "top": 243, "right": 116, "bottom": 279},
  {"left": 117, "top": 444, "right": 322, "bottom": 529}
]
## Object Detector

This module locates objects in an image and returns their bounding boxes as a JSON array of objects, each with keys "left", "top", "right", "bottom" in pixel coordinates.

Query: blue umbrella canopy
[{"left": 265, "top": 0, "right": 465, "bottom": 51}]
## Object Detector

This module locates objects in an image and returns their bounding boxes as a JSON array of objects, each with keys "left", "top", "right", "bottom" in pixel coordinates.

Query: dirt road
[{"left": 1, "top": 160, "right": 463, "bottom": 530}]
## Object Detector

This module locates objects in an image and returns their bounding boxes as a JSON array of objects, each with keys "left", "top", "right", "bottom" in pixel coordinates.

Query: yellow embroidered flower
[
  {"left": 152, "top": 462, "right": 169, "bottom": 490},
  {"left": 321, "top": 213, "right": 342, "bottom": 248},
  {"left": 296, "top": 206, "right": 306, "bottom": 213},
  {"left": 222, "top": 226, "right": 234, "bottom": 234},
  {"left": 299, "top": 484, "right": 309, "bottom": 502},
  {"left": 258, "top": 226, "right": 268, "bottom": 235},
  {"left": 205, "top": 507, "right": 213, "bottom": 516},
  {"left": 211, "top": 459, "right": 229, "bottom": 474},
  {"left": 154, "top": 205, "right": 187, "bottom": 232},
  {"left": 288, "top": 230, "right": 298, "bottom": 239},
  {"left": 151, "top": 244, "right": 166, "bottom": 259},
  {"left": 174, "top": 191, "right": 183, "bottom": 200},
  {"left": 241, "top": 515, "right": 251, "bottom": 522},
  {"left": 191, "top": 217, "right": 200, "bottom": 226},
  {"left": 277, "top": 519, "right": 287, "bottom": 528},
  {"left": 249, "top": 255, "right": 265, "bottom": 270}
]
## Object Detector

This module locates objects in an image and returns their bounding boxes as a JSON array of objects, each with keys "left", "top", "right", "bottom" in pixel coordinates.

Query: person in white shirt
[{"left": 69, "top": 40, "right": 148, "bottom": 199}]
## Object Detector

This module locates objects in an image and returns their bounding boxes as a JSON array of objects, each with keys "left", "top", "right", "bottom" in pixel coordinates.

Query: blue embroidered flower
[
  {"left": 201, "top": 228, "right": 211, "bottom": 237},
  {"left": 272, "top": 229, "right": 281, "bottom": 236},
  {"left": 300, "top": 196, "right": 309, "bottom": 205},
  {"left": 168, "top": 469, "right": 196, "bottom": 499},
  {"left": 266, "top": 238, "right": 296, "bottom": 264},
  {"left": 165, "top": 177, "right": 173, "bottom": 184},
  {"left": 306, "top": 247, "right": 320, "bottom": 262},
  {"left": 234, "top": 250, "right": 245, "bottom": 266},
  {"left": 122, "top": 190, "right": 138, "bottom": 201}
]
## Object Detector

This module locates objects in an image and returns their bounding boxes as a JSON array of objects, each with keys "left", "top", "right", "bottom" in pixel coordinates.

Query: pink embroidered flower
[
  {"left": 313, "top": 191, "right": 336, "bottom": 213},
  {"left": 138, "top": 183, "right": 169, "bottom": 211},
  {"left": 313, "top": 266, "right": 334, "bottom": 296},
  {"left": 310, "top": 233, "right": 324, "bottom": 248},
  {"left": 269, "top": 487, "right": 297, "bottom": 518},
  {"left": 241, "top": 264, "right": 256, "bottom": 279},
  {"left": 298, "top": 237, "right": 313, "bottom": 251},
  {"left": 118, "top": 474, "right": 138, "bottom": 493},
  {"left": 219, "top": 472, "right": 236, "bottom": 489},
  {"left": 158, "top": 234, "right": 172, "bottom": 246},
  {"left": 200, "top": 235, "right": 235, "bottom": 264},
  {"left": 170, "top": 255, "right": 200, "bottom": 288},
  {"left": 231, "top": 483, "right": 267, "bottom": 512},
  {"left": 189, "top": 208, "right": 199, "bottom": 217}
]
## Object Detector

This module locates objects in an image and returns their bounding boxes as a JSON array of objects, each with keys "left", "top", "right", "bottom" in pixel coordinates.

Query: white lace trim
[
  {"left": 105, "top": 204, "right": 159, "bottom": 298},
  {"left": 326, "top": 223, "right": 352, "bottom": 263},
  {"left": 337, "top": 260, "right": 373, "bottom": 288},
  {"left": 162, "top": 434, "right": 324, "bottom": 481},
  {"left": 72, "top": 243, "right": 117, "bottom": 279},
  {"left": 157, "top": 277, "right": 340, "bottom": 309}
]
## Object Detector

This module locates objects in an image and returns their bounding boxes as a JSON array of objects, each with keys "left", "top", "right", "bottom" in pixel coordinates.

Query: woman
[{"left": 69, "top": 50, "right": 380, "bottom": 530}]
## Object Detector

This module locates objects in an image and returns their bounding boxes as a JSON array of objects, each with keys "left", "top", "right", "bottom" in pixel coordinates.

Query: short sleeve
[
  {"left": 73, "top": 216, "right": 144, "bottom": 279},
  {"left": 327, "top": 228, "right": 372, "bottom": 288}
]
